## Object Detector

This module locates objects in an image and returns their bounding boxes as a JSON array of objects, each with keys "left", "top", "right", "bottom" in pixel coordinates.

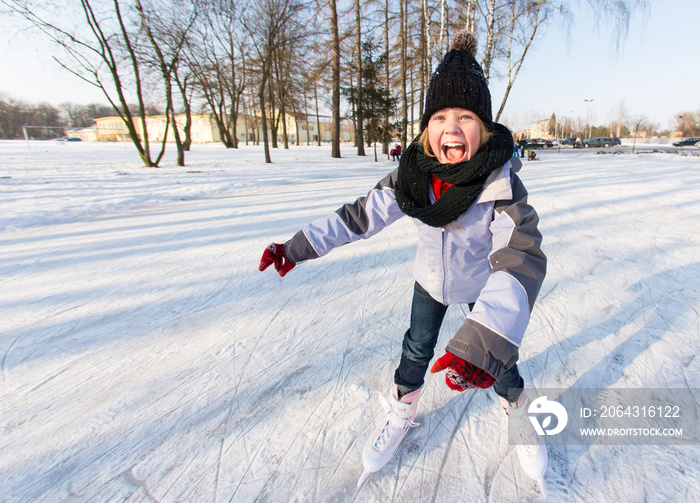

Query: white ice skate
[
  {"left": 501, "top": 392, "right": 549, "bottom": 498},
  {"left": 357, "top": 386, "right": 422, "bottom": 487}
]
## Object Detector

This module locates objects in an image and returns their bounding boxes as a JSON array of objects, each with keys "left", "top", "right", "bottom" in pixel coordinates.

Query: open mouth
[{"left": 442, "top": 142, "right": 466, "bottom": 163}]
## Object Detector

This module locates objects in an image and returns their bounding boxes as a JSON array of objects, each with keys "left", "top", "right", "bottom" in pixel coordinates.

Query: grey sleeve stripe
[
  {"left": 446, "top": 318, "right": 520, "bottom": 381},
  {"left": 335, "top": 169, "right": 398, "bottom": 236},
  {"left": 491, "top": 198, "right": 546, "bottom": 311},
  {"left": 284, "top": 168, "right": 399, "bottom": 264},
  {"left": 285, "top": 229, "right": 319, "bottom": 264}
]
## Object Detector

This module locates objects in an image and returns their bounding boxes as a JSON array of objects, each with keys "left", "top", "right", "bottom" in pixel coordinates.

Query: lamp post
[{"left": 584, "top": 99, "right": 594, "bottom": 139}]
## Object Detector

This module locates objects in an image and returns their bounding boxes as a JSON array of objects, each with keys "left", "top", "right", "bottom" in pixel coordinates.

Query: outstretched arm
[{"left": 260, "top": 169, "right": 405, "bottom": 276}]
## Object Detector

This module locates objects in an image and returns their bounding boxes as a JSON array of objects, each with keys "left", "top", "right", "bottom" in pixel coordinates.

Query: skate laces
[{"left": 372, "top": 394, "right": 418, "bottom": 452}]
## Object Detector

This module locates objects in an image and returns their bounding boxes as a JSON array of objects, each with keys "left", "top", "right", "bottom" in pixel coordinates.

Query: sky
[
  {"left": 0, "top": 0, "right": 698, "bottom": 131},
  {"left": 492, "top": 0, "right": 700, "bottom": 131}
]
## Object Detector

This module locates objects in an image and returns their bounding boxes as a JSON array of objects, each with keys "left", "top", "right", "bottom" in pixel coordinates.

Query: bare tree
[
  {"left": 60, "top": 102, "right": 114, "bottom": 128},
  {"left": 271, "top": 33, "right": 309, "bottom": 149},
  {"left": 493, "top": 1, "right": 547, "bottom": 122},
  {"left": 629, "top": 113, "right": 647, "bottom": 153},
  {"left": 136, "top": 0, "right": 197, "bottom": 166},
  {"left": 450, "top": 0, "right": 646, "bottom": 123},
  {"left": 273, "top": 44, "right": 290, "bottom": 149},
  {"left": 0, "top": 95, "right": 67, "bottom": 139},
  {"left": 676, "top": 112, "right": 699, "bottom": 138},
  {"left": 244, "top": 0, "right": 309, "bottom": 162},
  {"left": 3, "top": 0, "right": 184, "bottom": 166},
  {"left": 188, "top": 0, "right": 247, "bottom": 149},
  {"left": 612, "top": 100, "right": 628, "bottom": 138}
]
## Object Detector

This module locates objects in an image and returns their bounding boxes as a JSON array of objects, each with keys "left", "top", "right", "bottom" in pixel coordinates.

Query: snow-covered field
[{"left": 1, "top": 140, "right": 699, "bottom": 502}]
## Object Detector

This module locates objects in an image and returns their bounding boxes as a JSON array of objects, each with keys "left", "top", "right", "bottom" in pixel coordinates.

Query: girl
[{"left": 259, "top": 31, "right": 548, "bottom": 490}]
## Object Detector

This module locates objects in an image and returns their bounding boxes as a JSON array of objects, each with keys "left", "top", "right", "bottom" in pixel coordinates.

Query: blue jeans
[{"left": 394, "top": 282, "right": 524, "bottom": 402}]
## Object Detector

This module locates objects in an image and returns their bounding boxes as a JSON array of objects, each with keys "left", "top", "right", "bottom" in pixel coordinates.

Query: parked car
[
  {"left": 557, "top": 138, "right": 577, "bottom": 146},
  {"left": 583, "top": 137, "right": 620, "bottom": 148},
  {"left": 673, "top": 137, "right": 700, "bottom": 147},
  {"left": 524, "top": 138, "right": 554, "bottom": 149},
  {"left": 56, "top": 136, "right": 82, "bottom": 142}
]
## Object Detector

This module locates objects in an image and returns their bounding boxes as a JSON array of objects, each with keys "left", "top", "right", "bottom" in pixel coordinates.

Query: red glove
[
  {"left": 430, "top": 351, "right": 495, "bottom": 391},
  {"left": 259, "top": 243, "right": 295, "bottom": 277}
]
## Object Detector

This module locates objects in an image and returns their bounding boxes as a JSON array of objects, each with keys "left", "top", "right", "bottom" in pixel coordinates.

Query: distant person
[
  {"left": 259, "top": 30, "right": 547, "bottom": 491},
  {"left": 390, "top": 143, "right": 402, "bottom": 161},
  {"left": 519, "top": 140, "right": 526, "bottom": 158}
]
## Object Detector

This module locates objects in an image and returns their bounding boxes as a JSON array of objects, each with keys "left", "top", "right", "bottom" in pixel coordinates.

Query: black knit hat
[{"left": 420, "top": 31, "right": 492, "bottom": 132}]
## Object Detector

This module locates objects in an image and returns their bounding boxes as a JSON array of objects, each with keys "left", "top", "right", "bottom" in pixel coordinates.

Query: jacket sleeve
[
  {"left": 284, "top": 168, "right": 405, "bottom": 264},
  {"left": 445, "top": 173, "right": 546, "bottom": 381}
]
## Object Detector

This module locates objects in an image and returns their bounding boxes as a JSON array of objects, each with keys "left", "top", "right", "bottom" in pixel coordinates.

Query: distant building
[
  {"left": 513, "top": 130, "right": 529, "bottom": 141},
  {"left": 292, "top": 115, "right": 355, "bottom": 144},
  {"left": 66, "top": 127, "right": 97, "bottom": 142},
  {"left": 530, "top": 119, "right": 552, "bottom": 139},
  {"left": 91, "top": 113, "right": 356, "bottom": 145}
]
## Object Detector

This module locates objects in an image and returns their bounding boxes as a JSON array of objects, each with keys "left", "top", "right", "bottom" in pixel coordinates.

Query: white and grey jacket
[{"left": 284, "top": 157, "right": 546, "bottom": 380}]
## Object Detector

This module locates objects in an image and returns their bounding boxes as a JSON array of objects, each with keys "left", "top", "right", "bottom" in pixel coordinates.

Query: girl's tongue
[{"left": 443, "top": 143, "right": 465, "bottom": 163}]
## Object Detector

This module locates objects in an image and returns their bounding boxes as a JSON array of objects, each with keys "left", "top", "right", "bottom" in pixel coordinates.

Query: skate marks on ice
[
  {"left": 485, "top": 423, "right": 578, "bottom": 503},
  {"left": 2, "top": 145, "right": 700, "bottom": 501}
]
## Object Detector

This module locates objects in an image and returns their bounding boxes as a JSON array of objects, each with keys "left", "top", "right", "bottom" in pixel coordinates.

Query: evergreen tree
[{"left": 343, "top": 39, "right": 398, "bottom": 162}]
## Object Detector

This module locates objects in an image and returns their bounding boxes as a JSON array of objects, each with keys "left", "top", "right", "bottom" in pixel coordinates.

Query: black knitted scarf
[{"left": 395, "top": 122, "right": 514, "bottom": 228}]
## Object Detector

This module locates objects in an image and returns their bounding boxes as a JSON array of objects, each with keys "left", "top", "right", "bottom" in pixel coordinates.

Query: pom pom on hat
[
  {"left": 420, "top": 30, "right": 492, "bottom": 132},
  {"left": 451, "top": 30, "right": 478, "bottom": 56}
]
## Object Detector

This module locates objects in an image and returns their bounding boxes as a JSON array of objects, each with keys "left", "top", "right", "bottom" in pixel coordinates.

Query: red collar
[{"left": 430, "top": 173, "right": 453, "bottom": 200}]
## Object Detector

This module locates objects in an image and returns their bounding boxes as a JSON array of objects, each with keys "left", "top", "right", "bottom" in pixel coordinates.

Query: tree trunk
[
  {"left": 420, "top": 0, "right": 427, "bottom": 121},
  {"left": 439, "top": 0, "right": 446, "bottom": 56},
  {"left": 114, "top": 0, "right": 154, "bottom": 166},
  {"left": 228, "top": 44, "right": 240, "bottom": 148},
  {"left": 349, "top": 73, "right": 358, "bottom": 146},
  {"left": 280, "top": 103, "right": 289, "bottom": 149},
  {"left": 301, "top": 82, "right": 310, "bottom": 145},
  {"left": 136, "top": 0, "right": 180, "bottom": 166},
  {"left": 314, "top": 81, "right": 322, "bottom": 146},
  {"left": 494, "top": 1, "right": 541, "bottom": 122},
  {"left": 259, "top": 62, "right": 272, "bottom": 163},
  {"left": 465, "top": 0, "right": 476, "bottom": 32},
  {"left": 354, "top": 0, "right": 365, "bottom": 156},
  {"left": 383, "top": 0, "right": 390, "bottom": 156},
  {"left": 400, "top": 0, "right": 407, "bottom": 149},
  {"left": 329, "top": 0, "right": 341, "bottom": 158},
  {"left": 268, "top": 79, "right": 278, "bottom": 148},
  {"left": 290, "top": 94, "right": 300, "bottom": 146},
  {"left": 175, "top": 72, "right": 192, "bottom": 151},
  {"left": 482, "top": 0, "right": 497, "bottom": 83}
]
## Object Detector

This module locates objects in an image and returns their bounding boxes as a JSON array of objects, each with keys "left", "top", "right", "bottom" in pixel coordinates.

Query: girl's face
[{"left": 427, "top": 107, "right": 481, "bottom": 163}]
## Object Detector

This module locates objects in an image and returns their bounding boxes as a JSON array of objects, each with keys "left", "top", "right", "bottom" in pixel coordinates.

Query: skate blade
[
  {"left": 536, "top": 477, "right": 547, "bottom": 499},
  {"left": 357, "top": 468, "right": 373, "bottom": 488}
]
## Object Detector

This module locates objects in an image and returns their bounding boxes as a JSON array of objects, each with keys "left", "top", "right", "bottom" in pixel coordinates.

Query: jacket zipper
[{"left": 441, "top": 226, "right": 448, "bottom": 304}]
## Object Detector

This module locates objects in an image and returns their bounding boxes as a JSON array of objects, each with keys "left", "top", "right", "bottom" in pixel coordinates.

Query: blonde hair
[{"left": 419, "top": 115, "right": 493, "bottom": 158}]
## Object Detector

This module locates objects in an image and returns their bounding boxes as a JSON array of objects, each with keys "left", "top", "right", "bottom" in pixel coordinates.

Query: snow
[{"left": 1, "top": 140, "right": 699, "bottom": 502}]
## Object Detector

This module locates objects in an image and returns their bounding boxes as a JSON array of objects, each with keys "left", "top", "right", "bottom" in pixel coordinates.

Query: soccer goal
[{"left": 22, "top": 126, "right": 67, "bottom": 142}]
